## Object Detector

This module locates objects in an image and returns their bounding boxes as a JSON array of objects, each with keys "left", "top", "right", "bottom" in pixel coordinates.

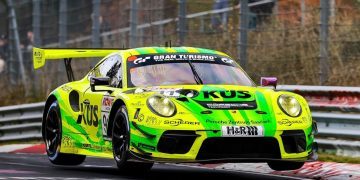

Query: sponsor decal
[
  {"left": 62, "top": 136, "right": 75, "bottom": 148},
  {"left": 221, "top": 126, "right": 264, "bottom": 137},
  {"left": 133, "top": 108, "right": 141, "bottom": 119},
  {"left": 153, "top": 54, "right": 216, "bottom": 62},
  {"left": 134, "top": 94, "right": 149, "bottom": 98},
  {"left": 33, "top": 50, "right": 42, "bottom": 64},
  {"left": 101, "top": 97, "right": 114, "bottom": 111},
  {"left": 138, "top": 87, "right": 182, "bottom": 97},
  {"left": 138, "top": 143, "right": 156, "bottom": 151},
  {"left": 131, "top": 101, "right": 145, "bottom": 106},
  {"left": 206, "top": 119, "right": 246, "bottom": 124},
  {"left": 138, "top": 114, "right": 145, "bottom": 122},
  {"left": 277, "top": 119, "right": 303, "bottom": 126},
  {"left": 164, "top": 119, "right": 200, "bottom": 126},
  {"left": 145, "top": 116, "right": 162, "bottom": 125},
  {"left": 60, "top": 85, "right": 72, "bottom": 92},
  {"left": 159, "top": 90, "right": 181, "bottom": 97},
  {"left": 206, "top": 119, "right": 270, "bottom": 125},
  {"left": 101, "top": 96, "right": 114, "bottom": 137},
  {"left": 197, "top": 100, "right": 257, "bottom": 110},
  {"left": 221, "top": 57, "right": 233, "bottom": 64},
  {"left": 250, "top": 119, "right": 270, "bottom": 124},
  {"left": 205, "top": 102, "right": 255, "bottom": 109},
  {"left": 134, "top": 56, "right": 151, "bottom": 64},
  {"left": 203, "top": 90, "right": 251, "bottom": 99},
  {"left": 82, "top": 144, "right": 91, "bottom": 149},
  {"left": 77, "top": 100, "right": 99, "bottom": 127}
]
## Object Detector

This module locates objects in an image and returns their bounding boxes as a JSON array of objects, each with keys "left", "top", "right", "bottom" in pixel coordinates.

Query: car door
[{"left": 79, "top": 54, "right": 123, "bottom": 145}]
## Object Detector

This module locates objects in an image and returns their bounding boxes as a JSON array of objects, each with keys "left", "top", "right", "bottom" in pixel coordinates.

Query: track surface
[{"left": 0, "top": 153, "right": 299, "bottom": 180}]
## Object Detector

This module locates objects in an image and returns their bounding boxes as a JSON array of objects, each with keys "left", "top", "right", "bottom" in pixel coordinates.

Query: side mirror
[
  {"left": 90, "top": 77, "right": 110, "bottom": 92},
  {"left": 261, "top": 77, "right": 277, "bottom": 89}
]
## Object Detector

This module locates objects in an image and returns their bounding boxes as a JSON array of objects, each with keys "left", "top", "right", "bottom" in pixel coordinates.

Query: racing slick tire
[
  {"left": 44, "top": 101, "right": 86, "bottom": 165},
  {"left": 267, "top": 161, "right": 305, "bottom": 171},
  {"left": 112, "top": 106, "right": 154, "bottom": 172}
]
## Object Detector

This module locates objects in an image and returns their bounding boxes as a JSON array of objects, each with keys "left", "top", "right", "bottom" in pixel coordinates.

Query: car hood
[{"left": 130, "top": 85, "right": 277, "bottom": 130}]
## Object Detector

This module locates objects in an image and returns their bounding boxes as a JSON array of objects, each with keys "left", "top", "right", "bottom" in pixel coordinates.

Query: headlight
[
  {"left": 278, "top": 95, "right": 302, "bottom": 117},
  {"left": 147, "top": 95, "right": 176, "bottom": 117}
]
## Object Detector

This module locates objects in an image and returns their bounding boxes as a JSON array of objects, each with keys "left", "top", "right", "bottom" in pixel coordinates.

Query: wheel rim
[
  {"left": 45, "top": 108, "right": 60, "bottom": 156},
  {"left": 113, "top": 116, "right": 127, "bottom": 161}
]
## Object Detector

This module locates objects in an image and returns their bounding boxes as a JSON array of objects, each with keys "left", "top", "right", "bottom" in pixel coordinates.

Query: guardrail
[
  {"left": 0, "top": 85, "right": 359, "bottom": 156},
  {"left": 0, "top": 102, "right": 44, "bottom": 142}
]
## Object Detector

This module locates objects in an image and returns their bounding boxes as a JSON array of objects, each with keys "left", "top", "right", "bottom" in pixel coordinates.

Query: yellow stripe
[
  {"left": 144, "top": 47, "right": 158, "bottom": 54},
  {"left": 184, "top": 47, "right": 200, "bottom": 53},
  {"left": 127, "top": 49, "right": 140, "bottom": 56},
  {"left": 166, "top": 48, "right": 177, "bottom": 53}
]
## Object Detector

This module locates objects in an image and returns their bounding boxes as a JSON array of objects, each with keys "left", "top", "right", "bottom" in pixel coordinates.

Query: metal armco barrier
[
  {"left": 277, "top": 85, "right": 360, "bottom": 157},
  {"left": 0, "top": 102, "right": 44, "bottom": 142},
  {"left": 0, "top": 85, "right": 359, "bottom": 154},
  {"left": 277, "top": 85, "right": 360, "bottom": 139}
]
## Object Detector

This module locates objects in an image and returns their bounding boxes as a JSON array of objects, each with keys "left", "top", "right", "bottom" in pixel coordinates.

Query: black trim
[
  {"left": 131, "top": 142, "right": 152, "bottom": 156},
  {"left": 131, "top": 121, "right": 156, "bottom": 138},
  {"left": 64, "top": 58, "right": 75, "bottom": 82}
]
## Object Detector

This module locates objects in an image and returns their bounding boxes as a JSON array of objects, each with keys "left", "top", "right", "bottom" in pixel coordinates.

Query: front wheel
[
  {"left": 112, "top": 106, "right": 153, "bottom": 172},
  {"left": 267, "top": 161, "right": 304, "bottom": 171},
  {"left": 44, "top": 101, "right": 86, "bottom": 165}
]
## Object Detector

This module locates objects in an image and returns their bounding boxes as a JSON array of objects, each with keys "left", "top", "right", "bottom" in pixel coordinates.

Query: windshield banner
[{"left": 127, "top": 54, "right": 236, "bottom": 67}]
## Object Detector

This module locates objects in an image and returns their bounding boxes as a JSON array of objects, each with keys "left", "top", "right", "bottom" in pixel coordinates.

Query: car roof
[{"left": 124, "top": 46, "right": 230, "bottom": 57}]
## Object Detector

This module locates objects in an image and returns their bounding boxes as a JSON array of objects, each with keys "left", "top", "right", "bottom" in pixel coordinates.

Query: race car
[{"left": 33, "top": 46, "right": 318, "bottom": 172}]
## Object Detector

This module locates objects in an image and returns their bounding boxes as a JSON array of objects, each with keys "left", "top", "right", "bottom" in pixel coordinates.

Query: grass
[{"left": 318, "top": 152, "right": 360, "bottom": 164}]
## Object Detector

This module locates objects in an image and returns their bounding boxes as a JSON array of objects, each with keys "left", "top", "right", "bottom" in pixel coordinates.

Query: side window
[{"left": 93, "top": 54, "right": 122, "bottom": 88}]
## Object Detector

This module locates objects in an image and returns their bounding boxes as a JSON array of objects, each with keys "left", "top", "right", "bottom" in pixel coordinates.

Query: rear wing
[
  {"left": 33, "top": 47, "right": 121, "bottom": 81},
  {"left": 33, "top": 47, "right": 120, "bottom": 69}
]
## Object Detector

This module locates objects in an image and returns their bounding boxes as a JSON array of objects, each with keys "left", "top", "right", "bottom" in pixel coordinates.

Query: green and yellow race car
[{"left": 33, "top": 46, "right": 318, "bottom": 172}]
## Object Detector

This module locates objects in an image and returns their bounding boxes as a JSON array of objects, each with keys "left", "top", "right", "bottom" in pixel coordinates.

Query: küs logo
[{"left": 203, "top": 90, "right": 251, "bottom": 99}]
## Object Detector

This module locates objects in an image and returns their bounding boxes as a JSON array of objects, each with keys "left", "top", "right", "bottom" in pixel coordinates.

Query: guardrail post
[
  {"left": 129, "top": 0, "right": 138, "bottom": 48},
  {"left": 7, "top": 0, "right": 27, "bottom": 88},
  {"left": 177, "top": 0, "right": 186, "bottom": 46},
  {"left": 319, "top": 0, "right": 330, "bottom": 85},
  {"left": 32, "top": 0, "right": 41, "bottom": 96},
  {"left": 92, "top": 0, "right": 101, "bottom": 48},
  {"left": 238, "top": 0, "right": 249, "bottom": 69},
  {"left": 301, "top": 0, "right": 306, "bottom": 26}
]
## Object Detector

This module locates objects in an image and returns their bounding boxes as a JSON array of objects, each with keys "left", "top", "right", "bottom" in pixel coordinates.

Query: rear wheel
[
  {"left": 44, "top": 101, "right": 86, "bottom": 165},
  {"left": 267, "top": 161, "right": 304, "bottom": 171},
  {"left": 112, "top": 106, "right": 153, "bottom": 172}
]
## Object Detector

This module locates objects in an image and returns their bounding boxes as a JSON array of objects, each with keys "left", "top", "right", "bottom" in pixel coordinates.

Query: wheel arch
[
  {"left": 42, "top": 94, "right": 57, "bottom": 139},
  {"left": 107, "top": 99, "right": 126, "bottom": 137}
]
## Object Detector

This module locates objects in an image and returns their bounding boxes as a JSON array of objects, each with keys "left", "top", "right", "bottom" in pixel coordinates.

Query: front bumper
[{"left": 129, "top": 128, "right": 318, "bottom": 163}]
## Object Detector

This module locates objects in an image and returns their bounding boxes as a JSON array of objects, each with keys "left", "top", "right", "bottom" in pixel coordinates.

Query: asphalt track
[{"left": 0, "top": 153, "right": 302, "bottom": 180}]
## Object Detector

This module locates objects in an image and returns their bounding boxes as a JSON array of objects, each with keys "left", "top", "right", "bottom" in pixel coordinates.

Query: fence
[
  {"left": 0, "top": 0, "right": 359, "bottom": 106},
  {"left": 0, "top": 85, "right": 359, "bottom": 157}
]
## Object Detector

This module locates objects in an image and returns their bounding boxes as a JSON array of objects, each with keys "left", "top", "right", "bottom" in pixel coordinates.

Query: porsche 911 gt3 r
[{"left": 33, "top": 46, "right": 318, "bottom": 172}]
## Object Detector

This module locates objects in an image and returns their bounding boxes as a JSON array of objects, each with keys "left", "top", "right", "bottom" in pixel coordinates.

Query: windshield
[{"left": 127, "top": 54, "right": 254, "bottom": 87}]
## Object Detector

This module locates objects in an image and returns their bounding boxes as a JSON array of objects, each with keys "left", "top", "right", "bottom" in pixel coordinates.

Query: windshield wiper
[{"left": 186, "top": 59, "right": 203, "bottom": 85}]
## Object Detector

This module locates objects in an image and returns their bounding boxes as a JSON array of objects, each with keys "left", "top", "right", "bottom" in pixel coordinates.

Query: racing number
[{"left": 77, "top": 100, "right": 99, "bottom": 127}]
